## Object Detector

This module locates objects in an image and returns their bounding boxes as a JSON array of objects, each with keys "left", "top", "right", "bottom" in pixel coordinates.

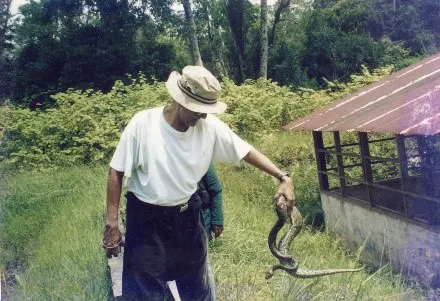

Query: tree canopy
[{"left": 2, "top": 0, "right": 439, "bottom": 106}]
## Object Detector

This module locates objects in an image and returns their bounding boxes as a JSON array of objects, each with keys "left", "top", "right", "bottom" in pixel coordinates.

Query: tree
[
  {"left": 11, "top": 1, "right": 67, "bottom": 105},
  {"left": 300, "top": 2, "right": 382, "bottom": 83},
  {"left": 269, "top": 0, "right": 291, "bottom": 48},
  {"left": 183, "top": 0, "right": 203, "bottom": 66},
  {"left": 197, "top": 0, "right": 228, "bottom": 76},
  {"left": 259, "top": 0, "right": 268, "bottom": 78},
  {"left": 0, "top": 0, "right": 12, "bottom": 54},
  {"left": 11, "top": 0, "right": 140, "bottom": 104},
  {"left": 226, "top": 0, "right": 246, "bottom": 82},
  {"left": 0, "top": 0, "right": 13, "bottom": 101}
]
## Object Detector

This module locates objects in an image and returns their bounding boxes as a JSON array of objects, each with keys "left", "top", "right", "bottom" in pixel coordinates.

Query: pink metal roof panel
[{"left": 284, "top": 53, "right": 440, "bottom": 136}]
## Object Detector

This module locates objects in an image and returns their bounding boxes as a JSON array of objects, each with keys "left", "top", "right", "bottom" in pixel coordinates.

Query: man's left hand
[
  {"left": 274, "top": 176, "right": 295, "bottom": 212},
  {"left": 211, "top": 225, "right": 224, "bottom": 238}
]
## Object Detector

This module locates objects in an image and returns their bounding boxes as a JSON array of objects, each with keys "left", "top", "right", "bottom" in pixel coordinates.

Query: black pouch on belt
[{"left": 197, "top": 179, "right": 212, "bottom": 208}]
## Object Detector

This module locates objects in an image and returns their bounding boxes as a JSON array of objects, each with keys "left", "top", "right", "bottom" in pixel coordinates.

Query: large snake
[{"left": 266, "top": 206, "right": 364, "bottom": 279}]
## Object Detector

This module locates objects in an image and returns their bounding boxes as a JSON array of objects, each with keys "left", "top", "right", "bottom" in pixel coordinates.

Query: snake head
[{"left": 291, "top": 261, "right": 299, "bottom": 272}]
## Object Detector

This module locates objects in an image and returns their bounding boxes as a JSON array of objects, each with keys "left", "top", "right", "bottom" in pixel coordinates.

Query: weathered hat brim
[{"left": 166, "top": 71, "right": 227, "bottom": 114}]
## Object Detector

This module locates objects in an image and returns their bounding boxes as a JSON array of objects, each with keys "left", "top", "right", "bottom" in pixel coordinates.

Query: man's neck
[{"left": 163, "top": 104, "right": 189, "bottom": 132}]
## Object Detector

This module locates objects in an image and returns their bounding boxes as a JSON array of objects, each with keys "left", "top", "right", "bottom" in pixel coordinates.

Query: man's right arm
[
  {"left": 103, "top": 167, "right": 124, "bottom": 257},
  {"left": 106, "top": 167, "right": 124, "bottom": 227}
]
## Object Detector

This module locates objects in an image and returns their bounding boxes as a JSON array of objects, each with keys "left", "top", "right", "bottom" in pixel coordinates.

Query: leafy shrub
[
  {"left": 0, "top": 66, "right": 393, "bottom": 169},
  {"left": 0, "top": 103, "right": 12, "bottom": 141},
  {"left": 1, "top": 76, "right": 169, "bottom": 168},
  {"left": 378, "top": 37, "right": 412, "bottom": 69},
  {"left": 220, "top": 78, "right": 297, "bottom": 138}
]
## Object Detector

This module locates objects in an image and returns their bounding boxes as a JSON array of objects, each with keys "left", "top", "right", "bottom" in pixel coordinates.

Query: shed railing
[{"left": 313, "top": 131, "right": 440, "bottom": 225}]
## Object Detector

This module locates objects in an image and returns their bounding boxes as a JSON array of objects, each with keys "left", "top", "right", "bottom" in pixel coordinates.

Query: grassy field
[
  {"left": 0, "top": 165, "right": 111, "bottom": 300},
  {"left": 0, "top": 156, "right": 425, "bottom": 300}
]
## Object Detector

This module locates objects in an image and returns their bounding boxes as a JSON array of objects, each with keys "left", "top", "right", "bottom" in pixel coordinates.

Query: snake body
[{"left": 266, "top": 206, "right": 364, "bottom": 279}]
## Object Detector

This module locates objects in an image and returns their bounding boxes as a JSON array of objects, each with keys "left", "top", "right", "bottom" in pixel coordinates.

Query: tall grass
[
  {"left": 0, "top": 165, "right": 111, "bottom": 300},
  {"left": 0, "top": 133, "right": 424, "bottom": 300}
]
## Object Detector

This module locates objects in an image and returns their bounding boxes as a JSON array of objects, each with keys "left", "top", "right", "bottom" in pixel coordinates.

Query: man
[
  {"left": 199, "top": 165, "right": 223, "bottom": 240},
  {"left": 103, "top": 65, "right": 294, "bottom": 300}
]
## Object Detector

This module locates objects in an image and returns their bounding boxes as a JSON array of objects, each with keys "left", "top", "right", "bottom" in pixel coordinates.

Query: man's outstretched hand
[
  {"left": 102, "top": 225, "right": 124, "bottom": 258},
  {"left": 274, "top": 177, "right": 295, "bottom": 213}
]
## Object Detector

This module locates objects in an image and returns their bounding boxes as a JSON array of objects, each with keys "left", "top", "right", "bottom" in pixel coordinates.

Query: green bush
[
  {"left": 0, "top": 66, "right": 393, "bottom": 169},
  {"left": 1, "top": 76, "right": 169, "bottom": 168}
]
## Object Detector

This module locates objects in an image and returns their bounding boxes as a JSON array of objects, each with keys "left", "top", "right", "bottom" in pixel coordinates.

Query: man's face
[{"left": 179, "top": 105, "right": 207, "bottom": 127}]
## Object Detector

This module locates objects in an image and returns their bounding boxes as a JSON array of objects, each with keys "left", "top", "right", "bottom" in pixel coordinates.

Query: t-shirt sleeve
[
  {"left": 109, "top": 120, "right": 137, "bottom": 178},
  {"left": 211, "top": 117, "right": 253, "bottom": 165}
]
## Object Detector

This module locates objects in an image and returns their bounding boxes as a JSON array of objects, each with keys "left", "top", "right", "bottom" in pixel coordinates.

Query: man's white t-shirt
[{"left": 110, "top": 106, "right": 252, "bottom": 206}]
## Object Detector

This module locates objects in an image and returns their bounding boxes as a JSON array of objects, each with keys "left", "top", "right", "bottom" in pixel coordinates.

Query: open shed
[{"left": 284, "top": 53, "right": 440, "bottom": 288}]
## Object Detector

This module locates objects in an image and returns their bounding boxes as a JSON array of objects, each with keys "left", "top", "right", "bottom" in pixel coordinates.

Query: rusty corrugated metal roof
[{"left": 283, "top": 53, "right": 440, "bottom": 136}]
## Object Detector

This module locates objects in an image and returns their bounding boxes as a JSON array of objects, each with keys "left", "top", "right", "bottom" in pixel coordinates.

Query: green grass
[
  {"left": 0, "top": 133, "right": 425, "bottom": 300},
  {"left": 0, "top": 165, "right": 111, "bottom": 300}
]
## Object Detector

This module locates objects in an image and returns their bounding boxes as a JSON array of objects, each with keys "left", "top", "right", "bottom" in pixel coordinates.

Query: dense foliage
[
  {"left": 0, "top": 65, "right": 392, "bottom": 169},
  {"left": 1, "top": 0, "right": 437, "bottom": 106}
]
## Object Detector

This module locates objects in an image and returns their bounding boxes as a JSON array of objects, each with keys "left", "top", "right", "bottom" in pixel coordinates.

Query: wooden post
[
  {"left": 334, "top": 131, "right": 347, "bottom": 196},
  {"left": 396, "top": 135, "right": 412, "bottom": 218},
  {"left": 417, "top": 136, "right": 435, "bottom": 224},
  {"left": 359, "top": 132, "right": 373, "bottom": 206},
  {"left": 313, "top": 131, "right": 329, "bottom": 191},
  {"left": 417, "top": 136, "right": 434, "bottom": 196}
]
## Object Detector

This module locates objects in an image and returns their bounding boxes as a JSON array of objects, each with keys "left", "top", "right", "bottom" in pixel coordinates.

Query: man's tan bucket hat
[{"left": 166, "top": 65, "right": 227, "bottom": 114}]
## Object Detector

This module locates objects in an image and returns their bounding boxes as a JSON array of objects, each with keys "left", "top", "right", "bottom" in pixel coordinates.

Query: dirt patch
[{"left": 1, "top": 258, "right": 25, "bottom": 301}]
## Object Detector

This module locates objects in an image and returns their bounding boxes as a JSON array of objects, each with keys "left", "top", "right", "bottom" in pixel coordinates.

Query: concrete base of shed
[{"left": 321, "top": 191, "right": 440, "bottom": 289}]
